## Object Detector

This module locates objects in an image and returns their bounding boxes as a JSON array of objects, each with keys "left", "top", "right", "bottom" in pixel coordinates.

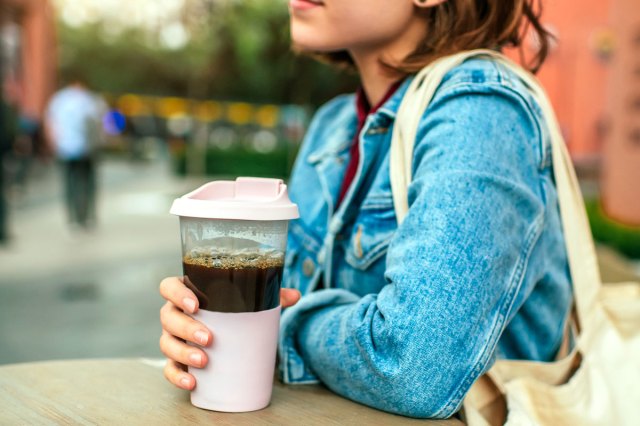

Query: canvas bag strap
[{"left": 390, "top": 48, "right": 601, "bottom": 331}]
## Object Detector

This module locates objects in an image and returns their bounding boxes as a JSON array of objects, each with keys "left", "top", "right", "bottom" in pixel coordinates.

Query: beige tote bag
[{"left": 390, "top": 49, "right": 640, "bottom": 425}]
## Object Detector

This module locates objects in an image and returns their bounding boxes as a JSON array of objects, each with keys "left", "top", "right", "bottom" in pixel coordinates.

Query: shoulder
[
  {"left": 414, "top": 56, "right": 550, "bottom": 171},
  {"left": 437, "top": 57, "right": 537, "bottom": 99},
  {"left": 435, "top": 57, "right": 546, "bottom": 137}
]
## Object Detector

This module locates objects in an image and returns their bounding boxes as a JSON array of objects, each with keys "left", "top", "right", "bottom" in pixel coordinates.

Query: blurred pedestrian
[
  {"left": 0, "top": 104, "right": 9, "bottom": 244},
  {"left": 1, "top": 65, "right": 20, "bottom": 243},
  {"left": 2, "top": 74, "right": 40, "bottom": 195},
  {"left": 46, "top": 77, "right": 105, "bottom": 230},
  {"left": 0, "top": 81, "right": 18, "bottom": 244}
]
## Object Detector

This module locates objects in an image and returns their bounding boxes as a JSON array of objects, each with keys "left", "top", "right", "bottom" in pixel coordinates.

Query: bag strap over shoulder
[{"left": 390, "top": 48, "right": 601, "bottom": 331}]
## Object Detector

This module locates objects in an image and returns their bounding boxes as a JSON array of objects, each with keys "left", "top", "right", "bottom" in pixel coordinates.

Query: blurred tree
[{"left": 57, "top": 0, "right": 358, "bottom": 106}]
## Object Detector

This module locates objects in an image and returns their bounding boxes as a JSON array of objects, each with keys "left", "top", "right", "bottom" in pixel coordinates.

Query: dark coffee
[{"left": 182, "top": 248, "right": 284, "bottom": 313}]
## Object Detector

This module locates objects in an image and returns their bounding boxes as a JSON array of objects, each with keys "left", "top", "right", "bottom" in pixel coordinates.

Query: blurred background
[{"left": 0, "top": 0, "right": 638, "bottom": 365}]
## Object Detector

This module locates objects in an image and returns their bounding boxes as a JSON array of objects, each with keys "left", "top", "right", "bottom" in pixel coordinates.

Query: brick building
[
  {"left": 600, "top": 1, "right": 640, "bottom": 225},
  {"left": 1, "top": 0, "right": 57, "bottom": 120},
  {"left": 514, "top": 0, "right": 639, "bottom": 224}
]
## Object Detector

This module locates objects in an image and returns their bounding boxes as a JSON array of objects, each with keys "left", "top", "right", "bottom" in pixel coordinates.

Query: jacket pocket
[
  {"left": 285, "top": 221, "right": 322, "bottom": 294},
  {"left": 345, "top": 193, "right": 397, "bottom": 271}
]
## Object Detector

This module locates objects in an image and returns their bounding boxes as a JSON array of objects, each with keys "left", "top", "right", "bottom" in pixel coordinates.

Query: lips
[{"left": 290, "top": 0, "right": 325, "bottom": 11}]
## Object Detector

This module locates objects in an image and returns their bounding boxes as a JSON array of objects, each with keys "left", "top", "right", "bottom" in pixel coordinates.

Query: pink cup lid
[{"left": 170, "top": 177, "right": 299, "bottom": 221}]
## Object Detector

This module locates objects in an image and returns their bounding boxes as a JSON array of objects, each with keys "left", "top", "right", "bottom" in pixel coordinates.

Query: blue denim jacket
[{"left": 278, "top": 58, "right": 572, "bottom": 419}]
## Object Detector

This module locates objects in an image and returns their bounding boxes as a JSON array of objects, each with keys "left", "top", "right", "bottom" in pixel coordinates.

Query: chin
[{"left": 290, "top": 23, "right": 342, "bottom": 52}]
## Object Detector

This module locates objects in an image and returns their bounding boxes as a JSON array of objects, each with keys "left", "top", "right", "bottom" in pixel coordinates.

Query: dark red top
[{"left": 336, "top": 81, "right": 402, "bottom": 208}]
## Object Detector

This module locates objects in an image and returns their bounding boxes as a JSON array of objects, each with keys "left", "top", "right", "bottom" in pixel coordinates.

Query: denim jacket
[{"left": 278, "top": 58, "right": 572, "bottom": 419}]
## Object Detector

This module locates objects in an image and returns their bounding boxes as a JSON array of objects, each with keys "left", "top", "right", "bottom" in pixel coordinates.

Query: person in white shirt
[{"left": 46, "top": 78, "right": 105, "bottom": 229}]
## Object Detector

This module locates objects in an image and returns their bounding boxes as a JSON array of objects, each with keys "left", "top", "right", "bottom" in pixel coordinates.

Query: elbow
[
  {"left": 360, "top": 356, "right": 473, "bottom": 419},
  {"left": 381, "top": 375, "right": 465, "bottom": 419}
]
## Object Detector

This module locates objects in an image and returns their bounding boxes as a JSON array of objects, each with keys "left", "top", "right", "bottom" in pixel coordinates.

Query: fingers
[
  {"left": 159, "top": 331, "right": 208, "bottom": 369},
  {"left": 160, "top": 302, "right": 212, "bottom": 346},
  {"left": 280, "top": 288, "right": 301, "bottom": 308},
  {"left": 163, "top": 358, "right": 196, "bottom": 390},
  {"left": 159, "top": 276, "right": 199, "bottom": 314},
  {"left": 183, "top": 276, "right": 209, "bottom": 311}
]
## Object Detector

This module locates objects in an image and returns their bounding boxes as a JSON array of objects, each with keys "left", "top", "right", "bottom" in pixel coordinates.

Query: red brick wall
[{"left": 601, "top": 0, "right": 640, "bottom": 224}]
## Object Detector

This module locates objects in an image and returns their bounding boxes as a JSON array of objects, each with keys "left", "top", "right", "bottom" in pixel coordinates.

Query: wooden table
[{"left": 0, "top": 358, "right": 461, "bottom": 425}]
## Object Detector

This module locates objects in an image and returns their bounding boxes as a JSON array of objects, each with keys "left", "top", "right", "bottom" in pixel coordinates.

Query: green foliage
[
  {"left": 172, "top": 145, "right": 295, "bottom": 179},
  {"left": 57, "top": 0, "right": 359, "bottom": 106},
  {"left": 585, "top": 199, "right": 640, "bottom": 259}
]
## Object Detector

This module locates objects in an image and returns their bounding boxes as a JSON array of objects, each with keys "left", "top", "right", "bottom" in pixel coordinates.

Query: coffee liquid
[{"left": 182, "top": 248, "right": 284, "bottom": 313}]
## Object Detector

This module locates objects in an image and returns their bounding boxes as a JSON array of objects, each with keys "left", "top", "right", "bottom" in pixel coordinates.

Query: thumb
[{"left": 280, "top": 288, "right": 301, "bottom": 308}]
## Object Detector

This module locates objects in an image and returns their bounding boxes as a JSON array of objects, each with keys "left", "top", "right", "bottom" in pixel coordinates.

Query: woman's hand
[{"left": 159, "top": 276, "right": 301, "bottom": 390}]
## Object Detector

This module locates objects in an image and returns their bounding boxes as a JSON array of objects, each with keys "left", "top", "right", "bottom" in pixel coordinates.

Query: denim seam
[
  {"left": 360, "top": 202, "right": 394, "bottom": 210},
  {"left": 439, "top": 65, "right": 503, "bottom": 89},
  {"left": 541, "top": 178, "right": 572, "bottom": 356},
  {"left": 433, "top": 208, "right": 546, "bottom": 417},
  {"left": 433, "top": 79, "right": 507, "bottom": 97},
  {"left": 284, "top": 340, "right": 319, "bottom": 384},
  {"left": 431, "top": 79, "right": 547, "bottom": 171},
  {"left": 362, "top": 191, "right": 394, "bottom": 200},
  {"left": 499, "top": 85, "right": 548, "bottom": 170}
]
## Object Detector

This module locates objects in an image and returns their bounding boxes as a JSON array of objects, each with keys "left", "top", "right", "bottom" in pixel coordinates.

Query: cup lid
[{"left": 170, "top": 177, "right": 299, "bottom": 221}]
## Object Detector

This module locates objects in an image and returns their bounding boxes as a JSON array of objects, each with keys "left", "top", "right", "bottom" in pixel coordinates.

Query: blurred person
[
  {"left": 46, "top": 77, "right": 105, "bottom": 230},
  {"left": 1, "top": 70, "right": 19, "bottom": 244},
  {"left": 0, "top": 91, "right": 16, "bottom": 245},
  {"left": 2, "top": 74, "right": 40, "bottom": 194},
  {"left": 12, "top": 115, "right": 42, "bottom": 190},
  {"left": 159, "top": 0, "right": 572, "bottom": 419}
]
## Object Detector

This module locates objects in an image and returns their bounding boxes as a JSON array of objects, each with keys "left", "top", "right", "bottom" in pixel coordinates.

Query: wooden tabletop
[{"left": 0, "top": 358, "right": 461, "bottom": 425}]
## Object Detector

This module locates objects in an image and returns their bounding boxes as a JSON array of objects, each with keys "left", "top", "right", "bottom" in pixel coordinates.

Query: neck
[
  {"left": 351, "top": 53, "right": 400, "bottom": 107},
  {"left": 349, "top": 17, "right": 426, "bottom": 106}
]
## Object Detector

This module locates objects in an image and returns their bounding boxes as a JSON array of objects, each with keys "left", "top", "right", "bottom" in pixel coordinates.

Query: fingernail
[
  {"left": 180, "top": 376, "right": 191, "bottom": 388},
  {"left": 183, "top": 298, "right": 196, "bottom": 313},
  {"left": 194, "top": 330, "right": 208, "bottom": 345},
  {"left": 189, "top": 352, "right": 203, "bottom": 366}
]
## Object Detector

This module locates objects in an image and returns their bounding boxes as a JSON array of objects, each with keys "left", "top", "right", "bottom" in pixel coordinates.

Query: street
[{"left": 0, "top": 155, "right": 205, "bottom": 364}]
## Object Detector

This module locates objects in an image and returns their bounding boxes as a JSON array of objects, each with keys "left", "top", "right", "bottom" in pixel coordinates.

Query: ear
[{"left": 413, "top": 0, "right": 447, "bottom": 8}]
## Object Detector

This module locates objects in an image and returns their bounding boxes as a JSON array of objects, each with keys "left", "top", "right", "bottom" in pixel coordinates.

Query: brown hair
[{"left": 310, "top": 0, "right": 552, "bottom": 75}]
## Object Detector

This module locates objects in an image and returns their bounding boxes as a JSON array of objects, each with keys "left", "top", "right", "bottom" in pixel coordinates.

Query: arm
[{"left": 280, "top": 85, "right": 548, "bottom": 418}]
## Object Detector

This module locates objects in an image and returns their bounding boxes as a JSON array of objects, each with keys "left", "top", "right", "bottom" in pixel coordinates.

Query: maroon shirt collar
[{"left": 355, "top": 80, "right": 403, "bottom": 127}]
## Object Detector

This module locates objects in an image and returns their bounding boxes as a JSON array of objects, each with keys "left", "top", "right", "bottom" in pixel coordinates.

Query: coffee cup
[{"left": 170, "top": 177, "right": 299, "bottom": 412}]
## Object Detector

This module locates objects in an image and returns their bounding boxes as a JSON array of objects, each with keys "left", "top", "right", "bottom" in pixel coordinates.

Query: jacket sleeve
[{"left": 279, "top": 84, "right": 549, "bottom": 418}]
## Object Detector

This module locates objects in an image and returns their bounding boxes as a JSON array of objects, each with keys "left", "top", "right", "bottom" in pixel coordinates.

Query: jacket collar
[{"left": 306, "top": 76, "right": 413, "bottom": 165}]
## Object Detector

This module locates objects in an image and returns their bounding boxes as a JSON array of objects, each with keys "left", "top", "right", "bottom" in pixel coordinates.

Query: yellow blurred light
[
  {"left": 157, "top": 97, "right": 190, "bottom": 118},
  {"left": 195, "top": 101, "right": 223, "bottom": 122},
  {"left": 227, "top": 103, "right": 253, "bottom": 125},
  {"left": 255, "top": 105, "right": 280, "bottom": 128},
  {"left": 117, "top": 94, "right": 151, "bottom": 116}
]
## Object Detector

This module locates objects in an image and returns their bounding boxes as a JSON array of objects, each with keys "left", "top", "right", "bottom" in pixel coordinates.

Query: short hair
[{"left": 305, "top": 0, "right": 552, "bottom": 75}]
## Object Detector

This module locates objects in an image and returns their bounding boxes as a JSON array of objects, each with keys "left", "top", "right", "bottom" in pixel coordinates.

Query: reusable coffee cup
[{"left": 170, "top": 177, "right": 299, "bottom": 412}]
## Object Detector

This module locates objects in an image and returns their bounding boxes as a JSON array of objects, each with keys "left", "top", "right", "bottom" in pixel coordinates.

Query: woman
[{"left": 159, "top": 0, "right": 572, "bottom": 418}]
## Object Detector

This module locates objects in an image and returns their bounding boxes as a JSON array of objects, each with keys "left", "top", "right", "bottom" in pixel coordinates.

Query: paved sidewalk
[{"left": 0, "top": 157, "right": 206, "bottom": 364}]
